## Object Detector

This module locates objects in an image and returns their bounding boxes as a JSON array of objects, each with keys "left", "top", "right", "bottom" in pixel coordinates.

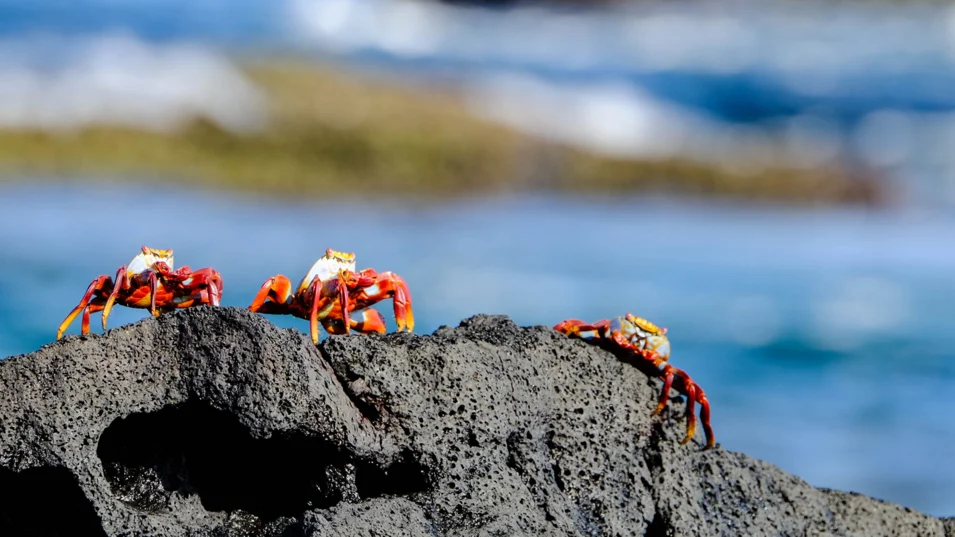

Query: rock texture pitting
[{"left": 0, "top": 307, "right": 949, "bottom": 536}]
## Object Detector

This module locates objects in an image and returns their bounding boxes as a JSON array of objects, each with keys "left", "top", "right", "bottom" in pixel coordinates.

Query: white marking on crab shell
[
  {"left": 298, "top": 254, "right": 358, "bottom": 291},
  {"left": 653, "top": 338, "right": 671, "bottom": 360},
  {"left": 362, "top": 283, "right": 380, "bottom": 296},
  {"left": 622, "top": 324, "right": 650, "bottom": 349},
  {"left": 126, "top": 252, "right": 150, "bottom": 278},
  {"left": 619, "top": 317, "right": 646, "bottom": 340},
  {"left": 126, "top": 250, "right": 174, "bottom": 281}
]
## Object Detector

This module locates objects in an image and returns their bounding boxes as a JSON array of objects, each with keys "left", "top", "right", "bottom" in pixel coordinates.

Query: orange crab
[
  {"left": 248, "top": 248, "right": 414, "bottom": 344},
  {"left": 554, "top": 313, "right": 714, "bottom": 450},
  {"left": 56, "top": 246, "right": 224, "bottom": 340}
]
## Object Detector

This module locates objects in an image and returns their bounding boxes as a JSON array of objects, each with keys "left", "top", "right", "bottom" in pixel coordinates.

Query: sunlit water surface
[{"left": 1, "top": 181, "right": 954, "bottom": 515}]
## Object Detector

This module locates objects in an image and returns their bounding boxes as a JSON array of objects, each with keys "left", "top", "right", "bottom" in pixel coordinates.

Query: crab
[
  {"left": 248, "top": 248, "right": 414, "bottom": 344},
  {"left": 56, "top": 246, "right": 224, "bottom": 340},
  {"left": 554, "top": 313, "right": 714, "bottom": 450}
]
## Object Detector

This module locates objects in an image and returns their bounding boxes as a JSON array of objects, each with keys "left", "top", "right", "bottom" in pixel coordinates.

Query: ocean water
[{"left": 1, "top": 182, "right": 954, "bottom": 516}]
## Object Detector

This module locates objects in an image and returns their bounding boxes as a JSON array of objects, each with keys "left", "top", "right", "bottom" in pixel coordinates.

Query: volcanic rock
[{"left": 0, "top": 307, "right": 949, "bottom": 536}]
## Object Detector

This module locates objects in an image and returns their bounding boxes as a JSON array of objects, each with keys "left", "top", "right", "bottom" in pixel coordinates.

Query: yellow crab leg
[
  {"left": 57, "top": 277, "right": 107, "bottom": 340},
  {"left": 337, "top": 269, "right": 352, "bottom": 335},
  {"left": 101, "top": 266, "right": 128, "bottom": 331},
  {"left": 308, "top": 278, "right": 324, "bottom": 345}
]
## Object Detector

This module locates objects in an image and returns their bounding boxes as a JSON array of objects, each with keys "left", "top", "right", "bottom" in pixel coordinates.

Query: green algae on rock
[{"left": 0, "top": 61, "right": 886, "bottom": 206}]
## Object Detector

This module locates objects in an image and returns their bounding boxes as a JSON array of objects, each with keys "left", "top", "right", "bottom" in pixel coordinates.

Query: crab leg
[
  {"left": 81, "top": 301, "right": 107, "bottom": 336},
  {"left": 351, "top": 309, "right": 387, "bottom": 334},
  {"left": 149, "top": 270, "right": 160, "bottom": 317},
  {"left": 102, "top": 265, "right": 128, "bottom": 331},
  {"left": 338, "top": 271, "right": 352, "bottom": 334},
  {"left": 553, "top": 318, "right": 611, "bottom": 340},
  {"left": 323, "top": 309, "right": 388, "bottom": 335},
  {"left": 649, "top": 359, "right": 712, "bottom": 447},
  {"left": 308, "top": 278, "right": 325, "bottom": 345},
  {"left": 676, "top": 374, "right": 712, "bottom": 448},
  {"left": 653, "top": 363, "right": 676, "bottom": 417},
  {"left": 57, "top": 276, "right": 111, "bottom": 340}
]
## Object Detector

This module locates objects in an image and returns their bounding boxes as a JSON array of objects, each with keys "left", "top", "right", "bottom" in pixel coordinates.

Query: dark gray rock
[{"left": 0, "top": 307, "right": 949, "bottom": 536}]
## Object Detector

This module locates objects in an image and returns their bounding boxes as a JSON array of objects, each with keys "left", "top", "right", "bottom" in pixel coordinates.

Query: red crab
[
  {"left": 248, "top": 248, "right": 414, "bottom": 344},
  {"left": 554, "top": 313, "right": 715, "bottom": 450},
  {"left": 56, "top": 246, "right": 223, "bottom": 340}
]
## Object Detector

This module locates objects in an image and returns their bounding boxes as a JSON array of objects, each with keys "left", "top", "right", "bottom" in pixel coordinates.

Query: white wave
[
  {"left": 462, "top": 72, "right": 744, "bottom": 161},
  {"left": 0, "top": 33, "right": 266, "bottom": 133},
  {"left": 286, "top": 0, "right": 955, "bottom": 77}
]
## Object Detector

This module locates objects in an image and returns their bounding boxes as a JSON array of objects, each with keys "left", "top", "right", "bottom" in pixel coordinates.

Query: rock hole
[
  {"left": 551, "top": 458, "right": 565, "bottom": 492},
  {"left": 645, "top": 510, "right": 669, "bottom": 537},
  {"left": 505, "top": 432, "right": 522, "bottom": 472},
  {"left": 0, "top": 466, "right": 107, "bottom": 536},
  {"left": 96, "top": 400, "right": 426, "bottom": 522},
  {"left": 355, "top": 448, "right": 427, "bottom": 498}
]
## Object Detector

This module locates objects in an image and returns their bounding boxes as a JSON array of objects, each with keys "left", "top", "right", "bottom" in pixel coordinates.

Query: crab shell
[
  {"left": 126, "top": 246, "right": 174, "bottom": 283},
  {"left": 296, "top": 248, "right": 357, "bottom": 293},
  {"left": 620, "top": 313, "right": 671, "bottom": 362}
]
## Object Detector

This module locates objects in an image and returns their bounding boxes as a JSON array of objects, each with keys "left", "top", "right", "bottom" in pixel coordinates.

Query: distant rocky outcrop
[{"left": 0, "top": 307, "right": 949, "bottom": 536}]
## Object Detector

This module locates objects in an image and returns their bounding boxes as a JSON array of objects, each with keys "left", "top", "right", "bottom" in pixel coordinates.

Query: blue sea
[
  {"left": 2, "top": 0, "right": 955, "bottom": 520},
  {"left": 2, "top": 182, "right": 955, "bottom": 516}
]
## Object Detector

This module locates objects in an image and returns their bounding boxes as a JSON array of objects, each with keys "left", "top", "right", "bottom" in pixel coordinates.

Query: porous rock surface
[{"left": 0, "top": 307, "right": 949, "bottom": 536}]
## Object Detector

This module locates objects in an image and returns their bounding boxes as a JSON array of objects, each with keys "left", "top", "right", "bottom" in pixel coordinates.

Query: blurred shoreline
[
  {"left": 0, "top": 58, "right": 885, "bottom": 206},
  {"left": 0, "top": 0, "right": 954, "bottom": 207}
]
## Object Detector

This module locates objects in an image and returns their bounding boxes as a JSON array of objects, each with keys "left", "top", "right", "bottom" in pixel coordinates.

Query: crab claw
[
  {"left": 390, "top": 272, "right": 414, "bottom": 332},
  {"left": 181, "top": 267, "right": 223, "bottom": 307},
  {"left": 208, "top": 276, "right": 222, "bottom": 306},
  {"left": 249, "top": 275, "right": 293, "bottom": 313}
]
